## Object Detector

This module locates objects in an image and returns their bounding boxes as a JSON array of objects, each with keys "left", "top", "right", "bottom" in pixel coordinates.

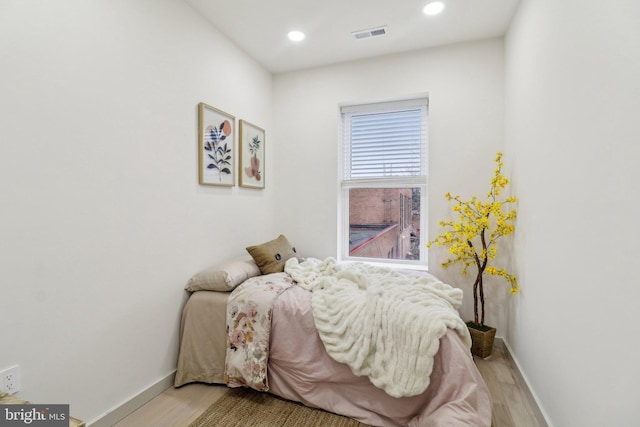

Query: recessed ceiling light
[
  {"left": 287, "top": 30, "right": 306, "bottom": 42},
  {"left": 423, "top": 1, "right": 445, "bottom": 16}
]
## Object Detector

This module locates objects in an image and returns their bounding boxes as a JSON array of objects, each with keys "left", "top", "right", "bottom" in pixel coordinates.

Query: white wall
[
  {"left": 505, "top": 0, "right": 640, "bottom": 425},
  {"left": 273, "top": 38, "right": 510, "bottom": 330},
  {"left": 0, "top": 0, "right": 273, "bottom": 423}
]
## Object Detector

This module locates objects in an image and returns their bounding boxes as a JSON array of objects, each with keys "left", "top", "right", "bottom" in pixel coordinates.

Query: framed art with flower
[
  {"left": 239, "top": 120, "right": 265, "bottom": 189},
  {"left": 199, "top": 102, "right": 235, "bottom": 186}
]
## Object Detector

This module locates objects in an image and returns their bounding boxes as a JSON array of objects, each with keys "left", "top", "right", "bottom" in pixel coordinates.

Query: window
[{"left": 338, "top": 96, "right": 428, "bottom": 267}]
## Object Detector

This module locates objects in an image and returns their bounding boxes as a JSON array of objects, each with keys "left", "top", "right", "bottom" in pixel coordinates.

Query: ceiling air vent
[{"left": 352, "top": 26, "right": 388, "bottom": 40}]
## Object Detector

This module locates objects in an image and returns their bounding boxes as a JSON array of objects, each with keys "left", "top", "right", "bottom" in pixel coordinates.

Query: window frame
[{"left": 337, "top": 95, "right": 429, "bottom": 269}]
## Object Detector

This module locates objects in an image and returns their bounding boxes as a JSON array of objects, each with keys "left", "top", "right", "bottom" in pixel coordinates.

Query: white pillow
[{"left": 185, "top": 255, "right": 261, "bottom": 292}]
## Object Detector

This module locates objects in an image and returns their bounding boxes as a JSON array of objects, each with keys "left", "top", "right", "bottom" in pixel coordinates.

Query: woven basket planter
[{"left": 467, "top": 321, "right": 496, "bottom": 358}]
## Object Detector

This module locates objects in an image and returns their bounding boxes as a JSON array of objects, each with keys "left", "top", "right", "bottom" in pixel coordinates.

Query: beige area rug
[{"left": 189, "top": 387, "right": 370, "bottom": 427}]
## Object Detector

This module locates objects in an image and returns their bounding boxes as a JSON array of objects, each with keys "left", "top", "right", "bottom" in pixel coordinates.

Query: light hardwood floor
[
  {"left": 114, "top": 344, "right": 545, "bottom": 427},
  {"left": 113, "top": 383, "right": 227, "bottom": 427},
  {"left": 474, "top": 343, "right": 546, "bottom": 427}
]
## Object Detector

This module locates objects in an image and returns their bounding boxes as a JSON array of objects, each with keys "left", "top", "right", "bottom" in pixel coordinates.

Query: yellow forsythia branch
[{"left": 427, "top": 152, "right": 519, "bottom": 296}]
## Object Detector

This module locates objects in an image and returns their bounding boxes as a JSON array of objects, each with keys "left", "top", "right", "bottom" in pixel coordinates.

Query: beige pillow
[
  {"left": 185, "top": 255, "right": 261, "bottom": 292},
  {"left": 246, "top": 235, "right": 298, "bottom": 274}
]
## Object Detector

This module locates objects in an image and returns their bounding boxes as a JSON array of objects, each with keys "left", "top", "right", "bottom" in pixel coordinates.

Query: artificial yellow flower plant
[{"left": 427, "top": 152, "right": 518, "bottom": 327}]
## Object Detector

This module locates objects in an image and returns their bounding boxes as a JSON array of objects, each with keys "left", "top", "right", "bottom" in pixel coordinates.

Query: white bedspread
[{"left": 285, "top": 257, "right": 471, "bottom": 398}]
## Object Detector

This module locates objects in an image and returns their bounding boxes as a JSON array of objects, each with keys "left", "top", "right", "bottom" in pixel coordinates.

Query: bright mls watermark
[{"left": 0, "top": 405, "right": 68, "bottom": 426}]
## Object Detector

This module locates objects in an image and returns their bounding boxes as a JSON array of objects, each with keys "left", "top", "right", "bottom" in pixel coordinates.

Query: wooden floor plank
[
  {"left": 474, "top": 345, "right": 545, "bottom": 427},
  {"left": 491, "top": 402, "right": 515, "bottom": 427},
  {"left": 113, "top": 383, "right": 227, "bottom": 427}
]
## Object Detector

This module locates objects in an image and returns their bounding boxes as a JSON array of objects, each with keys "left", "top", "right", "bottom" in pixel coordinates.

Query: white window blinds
[{"left": 341, "top": 98, "right": 428, "bottom": 188}]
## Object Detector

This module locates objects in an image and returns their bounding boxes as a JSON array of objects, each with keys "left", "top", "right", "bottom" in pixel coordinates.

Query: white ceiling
[{"left": 186, "top": 0, "right": 521, "bottom": 74}]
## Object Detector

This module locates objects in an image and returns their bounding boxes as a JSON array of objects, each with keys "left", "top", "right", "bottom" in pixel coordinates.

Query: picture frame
[
  {"left": 239, "top": 120, "right": 266, "bottom": 189},
  {"left": 199, "top": 102, "right": 235, "bottom": 186}
]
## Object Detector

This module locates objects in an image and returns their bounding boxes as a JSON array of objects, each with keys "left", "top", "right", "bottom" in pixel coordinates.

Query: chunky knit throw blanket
[{"left": 285, "top": 257, "right": 471, "bottom": 398}]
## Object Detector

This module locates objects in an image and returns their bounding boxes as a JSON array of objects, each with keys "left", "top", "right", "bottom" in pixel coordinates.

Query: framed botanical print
[
  {"left": 239, "top": 120, "right": 265, "bottom": 189},
  {"left": 199, "top": 102, "right": 235, "bottom": 186}
]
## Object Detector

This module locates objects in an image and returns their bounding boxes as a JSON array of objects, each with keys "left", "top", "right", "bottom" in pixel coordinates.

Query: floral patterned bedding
[{"left": 224, "top": 272, "right": 295, "bottom": 390}]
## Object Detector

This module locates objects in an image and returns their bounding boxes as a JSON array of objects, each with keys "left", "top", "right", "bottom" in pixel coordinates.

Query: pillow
[
  {"left": 185, "top": 255, "right": 261, "bottom": 292},
  {"left": 246, "top": 234, "right": 298, "bottom": 274}
]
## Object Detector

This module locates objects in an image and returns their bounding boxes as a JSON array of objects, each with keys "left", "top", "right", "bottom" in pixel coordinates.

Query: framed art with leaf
[
  {"left": 199, "top": 102, "right": 235, "bottom": 186},
  {"left": 239, "top": 120, "right": 265, "bottom": 189}
]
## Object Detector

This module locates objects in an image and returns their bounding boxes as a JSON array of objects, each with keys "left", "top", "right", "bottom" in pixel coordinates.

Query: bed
[{"left": 174, "top": 243, "right": 491, "bottom": 427}]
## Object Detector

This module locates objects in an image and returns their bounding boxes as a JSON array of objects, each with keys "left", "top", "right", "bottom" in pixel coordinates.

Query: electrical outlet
[{"left": 0, "top": 365, "right": 20, "bottom": 394}]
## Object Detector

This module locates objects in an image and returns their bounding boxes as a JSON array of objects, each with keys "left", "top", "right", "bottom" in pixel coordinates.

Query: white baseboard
[
  {"left": 495, "top": 338, "right": 552, "bottom": 427},
  {"left": 87, "top": 371, "right": 175, "bottom": 427}
]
